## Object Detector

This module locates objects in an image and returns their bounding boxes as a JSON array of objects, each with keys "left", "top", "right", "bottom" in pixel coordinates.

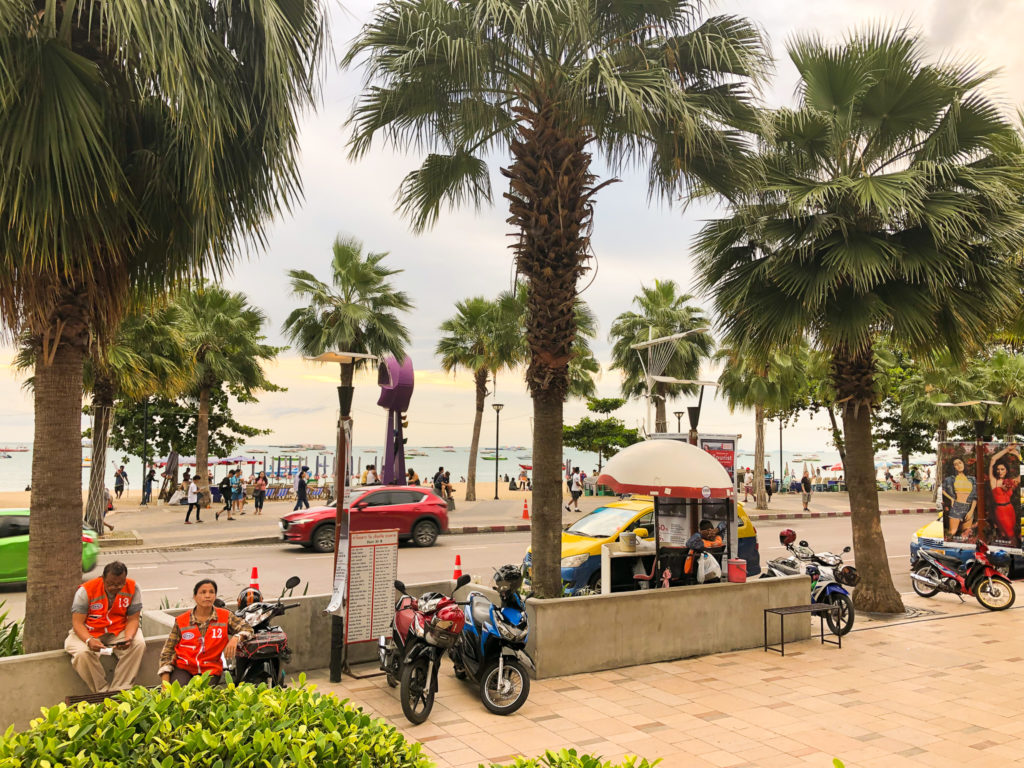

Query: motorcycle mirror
[
  {"left": 285, "top": 576, "right": 301, "bottom": 590},
  {"left": 799, "top": 540, "right": 809, "bottom": 547},
  {"left": 843, "top": 546, "right": 851, "bottom": 553},
  {"left": 455, "top": 574, "right": 471, "bottom": 590},
  {"left": 394, "top": 579, "right": 407, "bottom": 593}
]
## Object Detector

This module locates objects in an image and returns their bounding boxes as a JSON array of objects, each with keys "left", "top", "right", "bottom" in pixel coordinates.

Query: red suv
[{"left": 279, "top": 485, "right": 449, "bottom": 552}]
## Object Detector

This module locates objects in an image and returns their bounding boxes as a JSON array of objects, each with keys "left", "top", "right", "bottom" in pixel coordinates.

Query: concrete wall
[{"left": 526, "top": 576, "right": 811, "bottom": 678}]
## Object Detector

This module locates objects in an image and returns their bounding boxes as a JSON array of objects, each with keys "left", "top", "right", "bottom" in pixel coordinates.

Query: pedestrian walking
[
  {"left": 743, "top": 467, "right": 753, "bottom": 502},
  {"left": 185, "top": 479, "right": 202, "bottom": 523},
  {"left": 565, "top": 467, "right": 583, "bottom": 512},
  {"left": 253, "top": 472, "right": 268, "bottom": 516},
  {"left": 293, "top": 468, "right": 310, "bottom": 511},
  {"left": 114, "top": 465, "right": 129, "bottom": 500},
  {"left": 217, "top": 471, "right": 235, "bottom": 521},
  {"left": 800, "top": 470, "right": 812, "bottom": 512},
  {"left": 142, "top": 469, "right": 156, "bottom": 505},
  {"left": 231, "top": 470, "right": 244, "bottom": 516}
]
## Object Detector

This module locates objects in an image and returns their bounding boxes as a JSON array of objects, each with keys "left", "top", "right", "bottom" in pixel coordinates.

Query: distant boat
[
  {"left": 0, "top": 447, "right": 28, "bottom": 452},
  {"left": 517, "top": 455, "right": 531, "bottom": 460},
  {"left": 443, "top": 449, "right": 456, "bottom": 453},
  {"left": 483, "top": 456, "right": 507, "bottom": 461},
  {"left": 0, "top": 453, "right": 11, "bottom": 459}
]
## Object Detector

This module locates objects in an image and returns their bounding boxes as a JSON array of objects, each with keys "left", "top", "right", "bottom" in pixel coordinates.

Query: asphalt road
[{"left": 1, "top": 514, "right": 930, "bottom": 620}]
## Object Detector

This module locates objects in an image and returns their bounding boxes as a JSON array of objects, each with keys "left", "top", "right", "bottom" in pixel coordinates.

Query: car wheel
[
  {"left": 411, "top": 519, "right": 440, "bottom": 548},
  {"left": 311, "top": 524, "right": 336, "bottom": 553}
]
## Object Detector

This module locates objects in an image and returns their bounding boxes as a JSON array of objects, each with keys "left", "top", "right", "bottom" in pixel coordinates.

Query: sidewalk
[
  {"left": 308, "top": 592, "right": 1020, "bottom": 767},
  {"left": 97, "top": 488, "right": 937, "bottom": 551}
]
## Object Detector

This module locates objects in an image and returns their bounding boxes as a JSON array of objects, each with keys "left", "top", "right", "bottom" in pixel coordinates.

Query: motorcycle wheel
[
  {"left": 911, "top": 563, "right": 941, "bottom": 598},
  {"left": 824, "top": 592, "right": 855, "bottom": 636},
  {"left": 400, "top": 656, "right": 435, "bottom": 724},
  {"left": 479, "top": 658, "right": 530, "bottom": 716},
  {"left": 975, "top": 576, "right": 1015, "bottom": 611}
]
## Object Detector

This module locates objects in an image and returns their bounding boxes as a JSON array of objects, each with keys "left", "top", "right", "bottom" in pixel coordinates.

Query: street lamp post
[
  {"left": 492, "top": 403, "right": 503, "bottom": 500},
  {"left": 674, "top": 410, "right": 684, "bottom": 433}
]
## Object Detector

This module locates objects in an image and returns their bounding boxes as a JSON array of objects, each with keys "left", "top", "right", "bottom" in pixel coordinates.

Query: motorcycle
[
  {"left": 449, "top": 564, "right": 533, "bottom": 715},
  {"left": 911, "top": 540, "right": 1015, "bottom": 610},
  {"left": 379, "top": 574, "right": 471, "bottom": 724},
  {"left": 229, "top": 575, "right": 302, "bottom": 687},
  {"left": 761, "top": 529, "right": 859, "bottom": 636}
]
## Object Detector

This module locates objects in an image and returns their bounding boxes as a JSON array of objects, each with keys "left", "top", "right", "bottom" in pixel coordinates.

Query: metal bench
[{"left": 763, "top": 603, "right": 842, "bottom": 656}]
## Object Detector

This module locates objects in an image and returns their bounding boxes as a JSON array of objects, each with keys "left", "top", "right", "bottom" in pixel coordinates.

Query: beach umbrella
[{"left": 827, "top": 462, "right": 843, "bottom": 471}]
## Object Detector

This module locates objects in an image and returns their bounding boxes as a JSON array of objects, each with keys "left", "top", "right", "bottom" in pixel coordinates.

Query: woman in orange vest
[{"left": 158, "top": 579, "right": 253, "bottom": 685}]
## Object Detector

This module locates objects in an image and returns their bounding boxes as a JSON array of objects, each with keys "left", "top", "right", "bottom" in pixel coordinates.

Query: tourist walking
[
  {"left": 565, "top": 467, "right": 583, "bottom": 512},
  {"left": 743, "top": 468, "right": 753, "bottom": 502},
  {"left": 217, "top": 471, "right": 235, "bottom": 521},
  {"left": 253, "top": 472, "right": 268, "bottom": 516},
  {"left": 230, "top": 470, "right": 244, "bottom": 516},
  {"left": 185, "top": 478, "right": 202, "bottom": 524},
  {"left": 142, "top": 469, "right": 156, "bottom": 505},
  {"left": 293, "top": 469, "right": 310, "bottom": 511},
  {"left": 800, "top": 470, "right": 812, "bottom": 512},
  {"left": 114, "top": 465, "right": 129, "bottom": 500}
]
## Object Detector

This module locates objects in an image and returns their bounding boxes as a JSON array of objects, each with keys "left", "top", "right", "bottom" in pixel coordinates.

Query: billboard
[
  {"left": 939, "top": 442, "right": 1021, "bottom": 548},
  {"left": 698, "top": 434, "right": 738, "bottom": 483}
]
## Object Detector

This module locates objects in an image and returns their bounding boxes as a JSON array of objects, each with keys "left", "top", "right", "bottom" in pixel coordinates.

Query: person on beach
[
  {"left": 65, "top": 561, "right": 145, "bottom": 693},
  {"left": 293, "top": 469, "right": 310, "bottom": 511},
  {"left": 114, "top": 465, "right": 128, "bottom": 499},
  {"left": 407, "top": 468, "right": 420, "bottom": 485},
  {"left": 366, "top": 465, "right": 380, "bottom": 485},
  {"left": 253, "top": 472, "right": 268, "bottom": 515},
  {"left": 800, "top": 470, "right": 812, "bottom": 512},
  {"left": 185, "top": 478, "right": 202, "bottom": 524},
  {"left": 158, "top": 579, "right": 251, "bottom": 686},
  {"left": 432, "top": 467, "right": 445, "bottom": 497},
  {"left": 142, "top": 469, "right": 156, "bottom": 505},
  {"left": 442, "top": 471, "right": 454, "bottom": 499}
]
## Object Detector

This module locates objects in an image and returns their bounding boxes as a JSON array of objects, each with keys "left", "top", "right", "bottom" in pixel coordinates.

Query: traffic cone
[
  {"left": 522, "top": 500, "right": 530, "bottom": 520},
  {"left": 452, "top": 555, "right": 463, "bottom": 580},
  {"left": 249, "top": 566, "right": 260, "bottom": 591}
]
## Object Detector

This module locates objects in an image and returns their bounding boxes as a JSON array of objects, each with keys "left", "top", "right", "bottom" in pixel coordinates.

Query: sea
[{"left": 0, "top": 437, "right": 923, "bottom": 493}]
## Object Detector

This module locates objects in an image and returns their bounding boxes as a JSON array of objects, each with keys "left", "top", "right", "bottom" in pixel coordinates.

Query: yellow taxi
[{"left": 522, "top": 495, "right": 760, "bottom": 594}]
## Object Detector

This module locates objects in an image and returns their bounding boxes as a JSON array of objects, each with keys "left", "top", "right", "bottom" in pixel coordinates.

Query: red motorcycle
[
  {"left": 911, "top": 540, "right": 1015, "bottom": 610},
  {"left": 378, "top": 574, "right": 471, "bottom": 723}
]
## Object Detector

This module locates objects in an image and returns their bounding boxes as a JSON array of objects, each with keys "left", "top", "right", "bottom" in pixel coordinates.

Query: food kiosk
[{"left": 596, "top": 439, "right": 740, "bottom": 593}]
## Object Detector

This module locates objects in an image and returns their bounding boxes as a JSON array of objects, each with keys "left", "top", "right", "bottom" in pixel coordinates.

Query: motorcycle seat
[
  {"left": 929, "top": 552, "right": 965, "bottom": 566},
  {"left": 470, "top": 596, "right": 492, "bottom": 628}
]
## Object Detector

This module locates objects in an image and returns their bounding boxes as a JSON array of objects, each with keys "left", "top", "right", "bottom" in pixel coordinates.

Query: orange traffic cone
[
  {"left": 249, "top": 566, "right": 260, "bottom": 591},
  {"left": 452, "top": 555, "right": 463, "bottom": 580},
  {"left": 522, "top": 500, "right": 530, "bottom": 520}
]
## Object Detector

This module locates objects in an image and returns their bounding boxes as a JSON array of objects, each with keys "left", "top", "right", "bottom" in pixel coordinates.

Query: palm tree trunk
[
  {"left": 654, "top": 383, "right": 667, "bottom": 433},
  {"left": 465, "top": 368, "right": 488, "bottom": 501},
  {"left": 754, "top": 404, "right": 767, "bottom": 510},
  {"left": 834, "top": 348, "right": 904, "bottom": 614},
  {"left": 827, "top": 405, "right": 847, "bottom": 465},
  {"left": 195, "top": 385, "right": 211, "bottom": 505},
  {"left": 25, "top": 338, "right": 86, "bottom": 652},
  {"left": 85, "top": 394, "right": 114, "bottom": 534},
  {"left": 531, "top": 390, "right": 563, "bottom": 598}
]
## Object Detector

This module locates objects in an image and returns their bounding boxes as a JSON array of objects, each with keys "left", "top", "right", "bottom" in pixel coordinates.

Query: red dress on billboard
[{"left": 991, "top": 479, "right": 1019, "bottom": 540}]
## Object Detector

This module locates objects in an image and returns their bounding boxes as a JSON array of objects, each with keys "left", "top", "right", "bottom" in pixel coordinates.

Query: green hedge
[
  {"left": 0, "top": 675, "right": 430, "bottom": 768},
  {"left": 491, "top": 750, "right": 659, "bottom": 768}
]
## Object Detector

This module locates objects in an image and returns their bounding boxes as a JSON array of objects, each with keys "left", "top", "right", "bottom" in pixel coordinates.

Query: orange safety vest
[
  {"left": 174, "top": 607, "right": 232, "bottom": 676},
  {"left": 81, "top": 577, "right": 137, "bottom": 637}
]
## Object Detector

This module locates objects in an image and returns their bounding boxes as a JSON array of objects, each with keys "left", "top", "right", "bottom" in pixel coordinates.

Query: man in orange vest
[{"left": 64, "top": 561, "right": 146, "bottom": 692}]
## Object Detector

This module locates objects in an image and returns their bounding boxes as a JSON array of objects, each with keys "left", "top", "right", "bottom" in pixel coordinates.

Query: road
[{"left": 0, "top": 514, "right": 929, "bottom": 620}]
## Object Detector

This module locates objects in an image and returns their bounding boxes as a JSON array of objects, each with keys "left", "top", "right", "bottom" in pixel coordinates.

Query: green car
[{"left": 0, "top": 508, "right": 99, "bottom": 584}]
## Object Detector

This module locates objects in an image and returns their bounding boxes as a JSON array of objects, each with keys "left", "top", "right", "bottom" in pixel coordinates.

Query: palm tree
[
  {"left": 437, "top": 297, "right": 517, "bottom": 501},
  {"left": 695, "top": 26, "right": 1024, "bottom": 614},
  {"left": 609, "top": 281, "right": 714, "bottom": 433},
  {"left": 175, "top": 286, "right": 282, "bottom": 507},
  {"left": 283, "top": 235, "right": 413, "bottom": 392},
  {"left": 716, "top": 344, "right": 808, "bottom": 510},
  {"left": 345, "top": 0, "right": 765, "bottom": 597},
  {"left": 0, "top": 1, "right": 323, "bottom": 650}
]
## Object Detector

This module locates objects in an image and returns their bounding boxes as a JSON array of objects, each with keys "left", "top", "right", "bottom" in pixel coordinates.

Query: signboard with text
[
  {"left": 344, "top": 529, "right": 400, "bottom": 645},
  {"left": 326, "top": 419, "right": 354, "bottom": 615},
  {"left": 699, "top": 434, "right": 738, "bottom": 483}
]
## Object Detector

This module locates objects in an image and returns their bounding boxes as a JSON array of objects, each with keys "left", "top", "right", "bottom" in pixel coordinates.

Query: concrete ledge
[
  {"left": 525, "top": 575, "right": 812, "bottom": 679},
  {"left": 748, "top": 507, "right": 936, "bottom": 521}
]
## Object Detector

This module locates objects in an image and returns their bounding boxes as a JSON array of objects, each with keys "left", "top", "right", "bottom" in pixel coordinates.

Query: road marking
[
  {"left": 141, "top": 587, "right": 178, "bottom": 592},
  {"left": 130, "top": 565, "right": 160, "bottom": 569}
]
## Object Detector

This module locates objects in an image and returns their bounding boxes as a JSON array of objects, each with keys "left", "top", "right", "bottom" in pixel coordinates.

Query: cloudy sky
[{"left": 2, "top": 0, "right": 1023, "bottom": 451}]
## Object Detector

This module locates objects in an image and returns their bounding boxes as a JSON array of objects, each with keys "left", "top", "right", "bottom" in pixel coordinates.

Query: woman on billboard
[
  {"left": 989, "top": 444, "right": 1021, "bottom": 544},
  {"left": 942, "top": 457, "right": 976, "bottom": 539}
]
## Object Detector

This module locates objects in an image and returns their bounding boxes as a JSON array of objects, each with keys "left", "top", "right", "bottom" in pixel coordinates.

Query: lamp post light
[
  {"left": 492, "top": 403, "right": 504, "bottom": 500},
  {"left": 673, "top": 410, "right": 684, "bottom": 433}
]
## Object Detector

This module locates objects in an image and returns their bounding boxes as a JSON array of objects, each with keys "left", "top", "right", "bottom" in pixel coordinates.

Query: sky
[{"left": 2, "top": 0, "right": 1024, "bottom": 453}]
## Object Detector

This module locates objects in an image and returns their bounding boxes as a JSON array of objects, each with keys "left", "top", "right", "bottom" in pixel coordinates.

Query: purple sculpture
[{"left": 377, "top": 356, "right": 414, "bottom": 485}]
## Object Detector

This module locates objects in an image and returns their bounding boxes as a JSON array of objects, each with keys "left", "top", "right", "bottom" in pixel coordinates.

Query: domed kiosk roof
[{"left": 596, "top": 439, "right": 733, "bottom": 499}]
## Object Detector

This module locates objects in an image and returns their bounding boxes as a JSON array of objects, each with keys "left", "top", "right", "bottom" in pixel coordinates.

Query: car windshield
[{"left": 566, "top": 508, "right": 638, "bottom": 538}]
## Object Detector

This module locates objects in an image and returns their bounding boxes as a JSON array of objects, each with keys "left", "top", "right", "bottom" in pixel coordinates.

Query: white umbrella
[{"left": 597, "top": 439, "right": 732, "bottom": 498}]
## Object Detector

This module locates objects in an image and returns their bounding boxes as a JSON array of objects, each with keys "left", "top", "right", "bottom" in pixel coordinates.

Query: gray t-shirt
[{"left": 71, "top": 585, "right": 142, "bottom": 616}]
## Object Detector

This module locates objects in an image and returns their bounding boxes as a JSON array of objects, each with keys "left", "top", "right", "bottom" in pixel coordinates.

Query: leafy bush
[
  {"left": 0, "top": 601, "right": 23, "bottom": 657},
  {"left": 0, "top": 675, "right": 430, "bottom": 768},
  {"left": 491, "top": 750, "right": 660, "bottom": 768}
]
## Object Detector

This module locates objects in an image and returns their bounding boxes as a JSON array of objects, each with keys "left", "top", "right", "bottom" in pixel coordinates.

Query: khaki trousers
[{"left": 64, "top": 629, "right": 146, "bottom": 693}]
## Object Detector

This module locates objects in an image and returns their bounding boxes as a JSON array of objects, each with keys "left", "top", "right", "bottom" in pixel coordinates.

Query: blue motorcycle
[{"left": 448, "top": 564, "right": 534, "bottom": 715}]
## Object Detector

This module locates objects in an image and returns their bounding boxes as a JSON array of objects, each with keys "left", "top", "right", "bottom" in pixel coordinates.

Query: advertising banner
[
  {"left": 939, "top": 442, "right": 1021, "bottom": 549},
  {"left": 698, "top": 434, "right": 738, "bottom": 483}
]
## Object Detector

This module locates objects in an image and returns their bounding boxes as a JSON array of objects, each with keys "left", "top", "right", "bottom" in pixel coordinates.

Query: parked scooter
[
  {"left": 761, "top": 529, "right": 859, "bottom": 635},
  {"left": 379, "top": 574, "right": 471, "bottom": 724},
  {"left": 228, "top": 575, "right": 302, "bottom": 687},
  {"left": 449, "top": 564, "right": 533, "bottom": 715},
  {"left": 911, "top": 540, "right": 1015, "bottom": 610}
]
